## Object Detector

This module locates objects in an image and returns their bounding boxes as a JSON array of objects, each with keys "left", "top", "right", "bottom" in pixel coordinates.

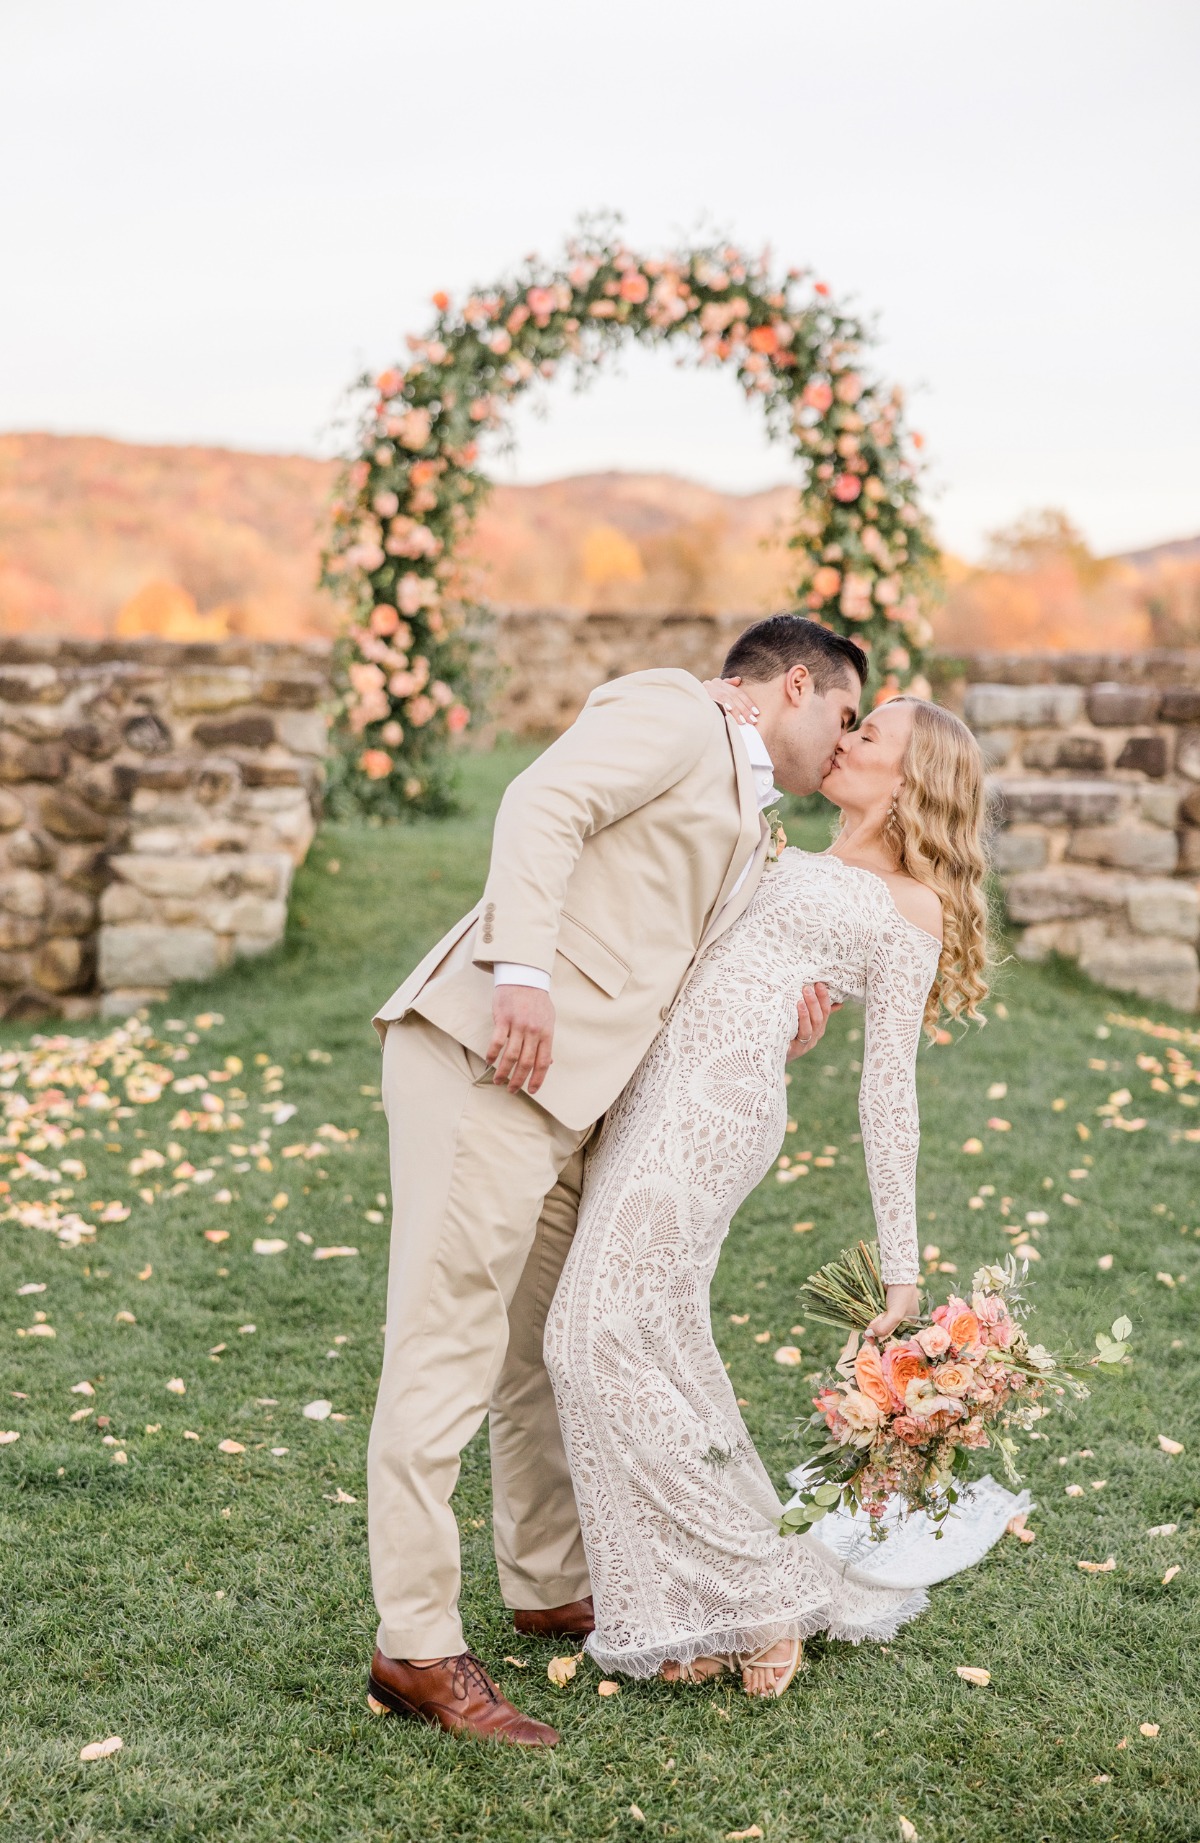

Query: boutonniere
[{"left": 764, "top": 806, "right": 787, "bottom": 867}]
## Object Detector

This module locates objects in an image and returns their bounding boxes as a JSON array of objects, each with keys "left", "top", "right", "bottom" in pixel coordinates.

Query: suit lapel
[
  {"left": 698, "top": 712, "right": 768, "bottom": 949},
  {"left": 699, "top": 817, "right": 771, "bottom": 952}
]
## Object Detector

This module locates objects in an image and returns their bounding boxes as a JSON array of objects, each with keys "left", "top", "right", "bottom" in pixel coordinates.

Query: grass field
[{"left": 2, "top": 744, "right": 1198, "bottom": 1843}]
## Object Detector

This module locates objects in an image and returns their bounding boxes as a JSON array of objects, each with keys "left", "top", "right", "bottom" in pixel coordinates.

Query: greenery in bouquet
[
  {"left": 781, "top": 1241, "right": 1133, "bottom": 1540},
  {"left": 321, "top": 216, "right": 939, "bottom": 815}
]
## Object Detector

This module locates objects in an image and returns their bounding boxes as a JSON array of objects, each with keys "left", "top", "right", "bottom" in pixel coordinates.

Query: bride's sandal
[
  {"left": 660, "top": 1655, "right": 732, "bottom": 1684},
  {"left": 739, "top": 1638, "right": 804, "bottom": 1698}
]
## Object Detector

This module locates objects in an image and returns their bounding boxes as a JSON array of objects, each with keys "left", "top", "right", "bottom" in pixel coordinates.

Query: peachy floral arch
[{"left": 322, "top": 224, "right": 938, "bottom": 815}]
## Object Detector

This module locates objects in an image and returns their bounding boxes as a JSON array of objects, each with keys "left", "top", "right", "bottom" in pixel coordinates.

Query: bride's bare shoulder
[{"left": 886, "top": 876, "right": 943, "bottom": 943}]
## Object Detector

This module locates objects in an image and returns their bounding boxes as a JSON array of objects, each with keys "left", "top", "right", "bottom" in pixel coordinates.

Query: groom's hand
[
  {"left": 488, "top": 986, "right": 556, "bottom": 1095},
  {"left": 785, "top": 983, "right": 838, "bottom": 1062}
]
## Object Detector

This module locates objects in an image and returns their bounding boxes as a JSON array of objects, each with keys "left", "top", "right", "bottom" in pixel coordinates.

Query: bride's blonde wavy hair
[{"left": 877, "top": 698, "right": 990, "bottom": 1031}]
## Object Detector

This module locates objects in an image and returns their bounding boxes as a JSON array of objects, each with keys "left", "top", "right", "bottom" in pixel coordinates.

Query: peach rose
[
  {"left": 904, "top": 1376, "right": 963, "bottom": 1421},
  {"left": 854, "top": 1342, "right": 893, "bottom": 1414},
  {"left": 406, "top": 694, "right": 436, "bottom": 728},
  {"left": 812, "top": 565, "right": 842, "bottom": 598},
  {"left": 747, "top": 324, "right": 779, "bottom": 355},
  {"left": 832, "top": 473, "right": 863, "bottom": 503},
  {"left": 618, "top": 271, "right": 650, "bottom": 304},
  {"left": 370, "top": 603, "right": 400, "bottom": 637},
  {"left": 837, "top": 1388, "right": 882, "bottom": 1445},
  {"left": 932, "top": 1297, "right": 982, "bottom": 1351},
  {"left": 931, "top": 1361, "right": 975, "bottom": 1397},
  {"left": 380, "top": 720, "right": 404, "bottom": 747},
  {"left": 801, "top": 379, "right": 833, "bottom": 412},
  {"left": 446, "top": 703, "right": 470, "bottom": 734},
  {"left": 914, "top": 1322, "right": 951, "bottom": 1360},
  {"left": 395, "top": 407, "right": 432, "bottom": 450},
  {"left": 834, "top": 371, "right": 864, "bottom": 404},
  {"left": 376, "top": 368, "right": 404, "bottom": 397},
  {"left": 359, "top": 749, "right": 392, "bottom": 781},
  {"left": 882, "top": 1342, "right": 929, "bottom": 1408},
  {"left": 890, "top": 1415, "right": 925, "bottom": 1446}
]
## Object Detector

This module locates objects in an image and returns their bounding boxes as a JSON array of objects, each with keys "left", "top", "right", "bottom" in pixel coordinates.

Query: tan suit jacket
[{"left": 373, "top": 668, "right": 770, "bottom": 1131}]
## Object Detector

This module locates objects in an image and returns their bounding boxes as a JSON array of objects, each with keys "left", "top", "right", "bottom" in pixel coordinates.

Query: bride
[{"left": 544, "top": 688, "right": 991, "bottom": 1699}]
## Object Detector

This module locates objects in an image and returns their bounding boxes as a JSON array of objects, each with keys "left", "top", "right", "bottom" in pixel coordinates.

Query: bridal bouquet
[{"left": 780, "top": 1241, "right": 1133, "bottom": 1540}]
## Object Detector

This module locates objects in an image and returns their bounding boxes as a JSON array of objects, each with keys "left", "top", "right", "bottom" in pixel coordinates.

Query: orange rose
[
  {"left": 948, "top": 1310, "right": 981, "bottom": 1350},
  {"left": 748, "top": 324, "right": 779, "bottom": 355},
  {"left": 359, "top": 749, "right": 392, "bottom": 781},
  {"left": 854, "top": 1342, "right": 893, "bottom": 1415},
  {"left": 881, "top": 1342, "right": 929, "bottom": 1409}
]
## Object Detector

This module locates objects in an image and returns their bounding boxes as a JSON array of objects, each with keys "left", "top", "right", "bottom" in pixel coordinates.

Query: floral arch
[{"left": 323, "top": 226, "right": 938, "bottom": 813}]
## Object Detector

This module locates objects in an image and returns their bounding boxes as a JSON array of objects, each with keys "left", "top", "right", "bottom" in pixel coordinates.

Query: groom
[{"left": 366, "top": 614, "right": 868, "bottom": 1744}]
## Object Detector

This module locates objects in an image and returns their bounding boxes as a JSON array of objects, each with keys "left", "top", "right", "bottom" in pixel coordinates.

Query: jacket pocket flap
[{"left": 555, "top": 912, "right": 631, "bottom": 998}]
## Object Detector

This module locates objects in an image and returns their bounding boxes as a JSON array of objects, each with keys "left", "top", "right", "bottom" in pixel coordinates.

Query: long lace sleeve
[{"left": 858, "top": 915, "right": 941, "bottom": 1286}]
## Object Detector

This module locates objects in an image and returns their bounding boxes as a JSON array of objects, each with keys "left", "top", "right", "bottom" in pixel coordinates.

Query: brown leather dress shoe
[
  {"left": 367, "top": 1649, "right": 559, "bottom": 1748},
  {"left": 512, "top": 1596, "right": 595, "bottom": 1640}
]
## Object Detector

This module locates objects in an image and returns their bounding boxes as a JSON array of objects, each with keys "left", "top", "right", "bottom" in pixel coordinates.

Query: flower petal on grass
[
  {"left": 899, "top": 1821, "right": 919, "bottom": 1842},
  {"left": 597, "top": 1680, "right": 620, "bottom": 1696},
  {"left": 217, "top": 1439, "right": 245, "bottom": 1455},
  {"left": 1005, "top": 1512, "right": 1035, "bottom": 1543},
  {"left": 253, "top": 1238, "right": 288, "bottom": 1256},
  {"left": 629, "top": 1804, "right": 645, "bottom": 1823},
  {"left": 79, "top": 1736, "right": 123, "bottom": 1761},
  {"left": 773, "top": 1346, "right": 802, "bottom": 1367},
  {"left": 1076, "top": 1558, "right": 1116, "bottom": 1573},
  {"left": 1148, "top": 1523, "right": 1178, "bottom": 1537},
  {"left": 69, "top": 1381, "right": 95, "bottom": 1396},
  {"left": 204, "top": 1229, "right": 230, "bottom": 1244},
  {"left": 1157, "top": 1435, "right": 1185, "bottom": 1455},
  {"left": 1139, "top": 1722, "right": 1160, "bottom": 1737},
  {"left": 726, "top": 1829, "right": 764, "bottom": 1841},
  {"left": 1162, "top": 1566, "right": 1181, "bottom": 1585},
  {"left": 955, "top": 1667, "right": 991, "bottom": 1686},
  {"left": 547, "top": 1654, "right": 579, "bottom": 1687},
  {"left": 313, "top": 1246, "right": 359, "bottom": 1261},
  {"left": 325, "top": 1487, "right": 357, "bottom": 1504},
  {"left": 302, "top": 1400, "right": 332, "bottom": 1421},
  {"left": 0, "top": 1431, "right": 20, "bottom": 1445},
  {"left": 165, "top": 1378, "right": 186, "bottom": 1395}
]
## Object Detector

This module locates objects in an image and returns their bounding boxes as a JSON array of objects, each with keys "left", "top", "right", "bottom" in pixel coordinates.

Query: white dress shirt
[{"left": 495, "top": 722, "right": 778, "bottom": 989}]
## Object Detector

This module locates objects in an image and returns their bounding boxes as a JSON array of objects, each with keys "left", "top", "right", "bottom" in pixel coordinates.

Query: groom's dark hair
[{"left": 722, "top": 615, "right": 868, "bottom": 694}]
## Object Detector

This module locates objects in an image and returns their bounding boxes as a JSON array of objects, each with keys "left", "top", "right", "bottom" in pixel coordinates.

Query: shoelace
[{"left": 450, "top": 1652, "right": 501, "bottom": 1704}]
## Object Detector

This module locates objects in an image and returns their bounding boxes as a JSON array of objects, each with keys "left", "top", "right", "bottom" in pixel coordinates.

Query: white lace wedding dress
[{"left": 545, "top": 848, "right": 1022, "bottom": 1679}]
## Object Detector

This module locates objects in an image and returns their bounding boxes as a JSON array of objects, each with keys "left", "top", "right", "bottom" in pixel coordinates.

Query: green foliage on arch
[{"left": 322, "top": 224, "right": 938, "bottom": 815}]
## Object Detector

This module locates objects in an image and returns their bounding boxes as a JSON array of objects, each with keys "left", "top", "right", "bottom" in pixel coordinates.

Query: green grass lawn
[{"left": 2, "top": 744, "right": 1197, "bottom": 1843}]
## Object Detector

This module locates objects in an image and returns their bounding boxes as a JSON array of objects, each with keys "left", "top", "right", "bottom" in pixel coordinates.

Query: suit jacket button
[{"left": 660, "top": 1005, "right": 670, "bottom": 1020}]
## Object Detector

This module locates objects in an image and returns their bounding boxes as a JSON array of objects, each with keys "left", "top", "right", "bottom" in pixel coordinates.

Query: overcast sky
[{"left": 2, "top": 1, "right": 1196, "bottom": 558}]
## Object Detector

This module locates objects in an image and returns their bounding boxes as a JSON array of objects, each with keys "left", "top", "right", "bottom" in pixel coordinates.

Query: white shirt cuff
[{"left": 493, "top": 962, "right": 552, "bottom": 990}]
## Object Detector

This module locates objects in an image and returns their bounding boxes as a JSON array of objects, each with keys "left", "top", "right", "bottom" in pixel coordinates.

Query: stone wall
[
  {"left": 0, "top": 639, "right": 329, "bottom": 1019},
  {"left": 939, "top": 651, "right": 1200, "bottom": 1012}
]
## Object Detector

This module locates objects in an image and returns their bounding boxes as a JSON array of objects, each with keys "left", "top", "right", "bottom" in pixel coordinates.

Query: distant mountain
[
  {"left": 0, "top": 433, "right": 799, "bottom": 642},
  {"left": 1115, "top": 533, "right": 1200, "bottom": 572}
]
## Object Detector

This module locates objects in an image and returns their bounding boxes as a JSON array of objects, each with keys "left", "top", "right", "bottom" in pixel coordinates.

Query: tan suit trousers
[{"left": 367, "top": 1014, "right": 594, "bottom": 1660}]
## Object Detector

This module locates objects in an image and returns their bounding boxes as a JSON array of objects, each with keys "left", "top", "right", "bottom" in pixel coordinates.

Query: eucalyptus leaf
[{"left": 1112, "top": 1315, "right": 1132, "bottom": 1342}]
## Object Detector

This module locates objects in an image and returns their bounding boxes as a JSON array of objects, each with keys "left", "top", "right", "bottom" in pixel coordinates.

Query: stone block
[
  {"left": 100, "top": 987, "right": 169, "bottom": 1016},
  {"left": 1160, "top": 688, "right": 1200, "bottom": 724},
  {"left": 7, "top": 828, "right": 55, "bottom": 870},
  {"left": 126, "top": 822, "right": 253, "bottom": 855},
  {"left": 0, "top": 790, "right": 23, "bottom": 830},
  {"left": 1005, "top": 867, "right": 1131, "bottom": 925},
  {"left": 992, "top": 777, "right": 1124, "bottom": 827},
  {"left": 1115, "top": 735, "right": 1168, "bottom": 778},
  {"left": 47, "top": 886, "right": 97, "bottom": 937},
  {"left": 1086, "top": 683, "right": 1162, "bottom": 726},
  {"left": 1176, "top": 731, "right": 1200, "bottom": 782},
  {"left": 273, "top": 708, "right": 328, "bottom": 757},
  {"left": 1, "top": 870, "right": 48, "bottom": 919},
  {"left": 1137, "top": 784, "right": 1181, "bottom": 828},
  {"left": 0, "top": 665, "right": 67, "bottom": 704},
  {"left": 258, "top": 674, "right": 325, "bottom": 708},
  {"left": 990, "top": 827, "right": 1048, "bottom": 874},
  {"left": 170, "top": 669, "right": 256, "bottom": 714},
  {"left": 98, "top": 924, "right": 220, "bottom": 989},
  {"left": 0, "top": 734, "right": 67, "bottom": 782},
  {"left": 234, "top": 931, "right": 284, "bottom": 959},
  {"left": 127, "top": 759, "right": 192, "bottom": 792},
  {"left": 58, "top": 846, "right": 110, "bottom": 893},
  {"left": 1127, "top": 880, "right": 1200, "bottom": 942},
  {"left": 974, "top": 730, "right": 1015, "bottom": 771},
  {"left": 1021, "top": 733, "right": 1107, "bottom": 773},
  {"left": 964, "top": 684, "right": 1084, "bottom": 730},
  {"left": 111, "top": 856, "right": 215, "bottom": 901},
  {"left": 1078, "top": 932, "right": 1200, "bottom": 1013},
  {"left": 98, "top": 883, "right": 153, "bottom": 925},
  {"left": 33, "top": 936, "right": 95, "bottom": 994},
  {"left": 1014, "top": 919, "right": 1083, "bottom": 963},
  {"left": 0, "top": 914, "right": 41, "bottom": 951},
  {"left": 0, "top": 949, "right": 31, "bottom": 987},
  {"left": 39, "top": 788, "right": 112, "bottom": 842},
  {"left": 209, "top": 894, "right": 287, "bottom": 938},
  {"left": 65, "top": 721, "right": 120, "bottom": 760},
  {"left": 1180, "top": 787, "right": 1200, "bottom": 826},
  {"left": 1066, "top": 825, "right": 1179, "bottom": 874},
  {"left": 1178, "top": 831, "right": 1200, "bottom": 875},
  {"left": 192, "top": 714, "right": 275, "bottom": 750},
  {"left": 240, "top": 761, "right": 303, "bottom": 788},
  {"left": 123, "top": 711, "right": 173, "bottom": 754}
]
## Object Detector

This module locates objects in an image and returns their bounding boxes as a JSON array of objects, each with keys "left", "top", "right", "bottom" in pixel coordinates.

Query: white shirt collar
[{"left": 731, "top": 720, "right": 779, "bottom": 811}]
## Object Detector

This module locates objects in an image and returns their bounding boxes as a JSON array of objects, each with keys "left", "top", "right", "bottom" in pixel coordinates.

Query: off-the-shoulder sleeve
[{"left": 857, "top": 914, "right": 941, "bottom": 1286}]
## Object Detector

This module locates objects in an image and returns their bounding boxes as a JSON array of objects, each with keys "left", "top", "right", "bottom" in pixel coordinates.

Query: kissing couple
[{"left": 364, "top": 614, "right": 993, "bottom": 1745}]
